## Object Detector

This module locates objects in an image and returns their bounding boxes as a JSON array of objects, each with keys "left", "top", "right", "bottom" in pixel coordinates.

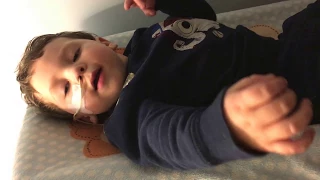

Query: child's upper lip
[{"left": 91, "top": 68, "right": 101, "bottom": 90}]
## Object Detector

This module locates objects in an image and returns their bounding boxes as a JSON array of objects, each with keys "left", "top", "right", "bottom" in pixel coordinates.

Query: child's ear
[
  {"left": 74, "top": 113, "right": 98, "bottom": 124},
  {"left": 96, "top": 37, "right": 118, "bottom": 50}
]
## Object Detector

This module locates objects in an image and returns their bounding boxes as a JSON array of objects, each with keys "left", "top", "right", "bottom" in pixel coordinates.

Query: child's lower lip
[{"left": 97, "top": 69, "right": 104, "bottom": 90}]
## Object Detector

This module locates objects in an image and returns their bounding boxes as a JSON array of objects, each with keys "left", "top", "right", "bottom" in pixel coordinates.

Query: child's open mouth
[{"left": 91, "top": 68, "right": 102, "bottom": 90}]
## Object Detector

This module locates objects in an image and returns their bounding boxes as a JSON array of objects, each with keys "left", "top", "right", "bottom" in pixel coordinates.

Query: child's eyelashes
[
  {"left": 64, "top": 82, "right": 70, "bottom": 96},
  {"left": 63, "top": 47, "right": 81, "bottom": 97},
  {"left": 73, "top": 48, "right": 81, "bottom": 62},
  {"left": 64, "top": 77, "right": 82, "bottom": 96}
]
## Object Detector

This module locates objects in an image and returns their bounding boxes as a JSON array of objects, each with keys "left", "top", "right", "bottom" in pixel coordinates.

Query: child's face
[{"left": 30, "top": 37, "right": 128, "bottom": 115}]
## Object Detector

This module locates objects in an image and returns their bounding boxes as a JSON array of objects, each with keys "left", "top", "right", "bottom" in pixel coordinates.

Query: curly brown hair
[{"left": 16, "top": 31, "right": 97, "bottom": 119}]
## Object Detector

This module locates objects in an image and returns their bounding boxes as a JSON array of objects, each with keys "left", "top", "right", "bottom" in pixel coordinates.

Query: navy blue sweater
[{"left": 104, "top": 0, "right": 320, "bottom": 170}]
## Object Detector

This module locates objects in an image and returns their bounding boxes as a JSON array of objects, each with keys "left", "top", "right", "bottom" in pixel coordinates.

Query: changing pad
[{"left": 13, "top": 0, "right": 320, "bottom": 179}]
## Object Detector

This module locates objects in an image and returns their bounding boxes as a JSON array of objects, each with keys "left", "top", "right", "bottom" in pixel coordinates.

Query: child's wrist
[{"left": 225, "top": 120, "right": 266, "bottom": 154}]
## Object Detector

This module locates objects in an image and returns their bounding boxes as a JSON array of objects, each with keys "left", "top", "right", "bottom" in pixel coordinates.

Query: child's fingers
[
  {"left": 263, "top": 98, "right": 313, "bottom": 141},
  {"left": 130, "top": 3, "right": 137, "bottom": 8},
  {"left": 145, "top": 0, "right": 155, "bottom": 9},
  {"left": 269, "top": 127, "right": 315, "bottom": 155},
  {"left": 252, "top": 88, "right": 297, "bottom": 126},
  {"left": 239, "top": 76, "right": 287, "bottom": 109},
  {"left": 124, "top": 0, "right": 146, "bottom": 11},
  {"left": 132, "top": 0, "right": 147, "bottom": 10},
  {"left": 225, "top": 74, "right": 275, "bottom": 110},
  {"left": 124, "top": 0, "right": 134, "bottom": 10},
  {"left": 143, "top": 9, "right": 156, "bottom": 16},
  {"left": 140, "top": 0, "right": 156, "bottom": 16},
  {"left": 230, "top": 74, "right": 275, "bottom": 91}
]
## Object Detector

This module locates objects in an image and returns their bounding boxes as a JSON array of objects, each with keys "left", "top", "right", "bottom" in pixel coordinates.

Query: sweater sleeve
[
  {"left": 155, "top": 0, "right": 217, "bottom": 21},
  {"left": 137, "top": 89, "right": 258, "bottom": 170}
]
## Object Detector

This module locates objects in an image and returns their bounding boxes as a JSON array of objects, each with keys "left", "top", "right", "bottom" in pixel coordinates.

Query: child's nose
[
  {"left": 69, "top": 63, "right": 87, "bottom": 82},
  {"left": 75, "top": 62, "right": 86, "bottom": 73}
]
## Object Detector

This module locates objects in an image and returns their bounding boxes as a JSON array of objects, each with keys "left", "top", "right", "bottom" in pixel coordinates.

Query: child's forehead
[
  {"left": 32, "top": 38, "right": 72, "bottom": 71},
  {"left": 45, "top": 37, "right": 73, "bottom": 50},
  {"left": 40, "top": 38, "right": 68, "bottom": 61},
  {"left": 42, "top": 37, "right": 81, "bottom": 58}
]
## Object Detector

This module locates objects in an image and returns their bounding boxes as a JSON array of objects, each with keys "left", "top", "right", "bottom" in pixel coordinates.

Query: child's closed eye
[
  {"left": 64, "top": 47, "right": 81, "bottom": 96},
  {"left": 73, "top": 48, "right": 81, "bottom": 62},
  {"left": 64, "top": 82, "right": 70, "bottom": 96}
]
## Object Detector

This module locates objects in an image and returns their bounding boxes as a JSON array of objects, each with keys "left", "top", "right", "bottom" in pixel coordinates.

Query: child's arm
[
  {"left": 134, "top": 74, "right": 314, "bottom": 170},
  {"left": 136, "top": 89, "right": 254, "bottom": 170},
  {"left": 124, "top": 0, "right": 216, "bottom": 21}
]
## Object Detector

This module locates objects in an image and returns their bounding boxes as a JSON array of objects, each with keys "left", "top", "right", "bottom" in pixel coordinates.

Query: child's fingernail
[
  {"left": 305, "top": 99, "right": 312, "bottom": 106},
  {"left": 278, "top": 77, "right": 287, "bottom": 84},
  {"left": 283, "top": 78, "right": 288, "bottom": 84}
]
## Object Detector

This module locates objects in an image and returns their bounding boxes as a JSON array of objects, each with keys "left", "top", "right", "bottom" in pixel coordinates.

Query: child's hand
[
  {"left": 224, "top": 74, "right": 315, "bottom": 155},
  {"left": 124, "top": 0, "right": 156, "bottom": 16}
]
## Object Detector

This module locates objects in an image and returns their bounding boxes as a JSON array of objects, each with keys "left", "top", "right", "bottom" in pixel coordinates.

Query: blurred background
[{"left": 0, "top": 0, "right": 285, "bottom": 179}]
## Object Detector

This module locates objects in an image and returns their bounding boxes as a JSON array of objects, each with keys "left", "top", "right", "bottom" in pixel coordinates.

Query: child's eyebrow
[{"left": 59, "top": 41, "right": 73, "bottom": 60}]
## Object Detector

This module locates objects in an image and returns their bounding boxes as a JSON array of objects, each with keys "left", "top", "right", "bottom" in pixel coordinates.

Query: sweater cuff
[{"left": 199, "top": 88, "right": 265, "bottom": 164}]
